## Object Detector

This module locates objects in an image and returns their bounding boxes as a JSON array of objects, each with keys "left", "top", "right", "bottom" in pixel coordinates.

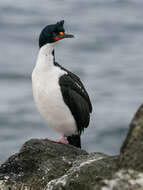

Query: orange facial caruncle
[
  {"left": 54, "top": 32, "right": 64, "bottom": 41},
  {"left": 59, "top": 32, "right": 64, "bottom": 35}
]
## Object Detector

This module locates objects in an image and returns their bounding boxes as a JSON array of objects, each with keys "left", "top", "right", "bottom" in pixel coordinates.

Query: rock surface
[
  {"left": 0, "top": 139, "right": 118, "bottom": 190},
  {"left": 0, "top": 104, "right": 143, "bottom": 190},
  {"left": 101, "top": 170, "right": 143, "bottom": 190},
  {"left": 120, "top": 104, "right": 143, "bottom": 171}
]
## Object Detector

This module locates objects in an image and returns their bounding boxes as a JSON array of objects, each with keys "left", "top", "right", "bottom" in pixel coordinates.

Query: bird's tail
[{"left": 67, "top": 135, "right": 81, "bottom": 148}]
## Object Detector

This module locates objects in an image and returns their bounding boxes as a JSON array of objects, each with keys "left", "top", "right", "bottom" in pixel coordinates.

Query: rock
[
  {"left": 101, "top": 170, "right": 143, "bottom": 190},
  {"left": 1, "top": 104, "right": 143, "bottom": 190},
  {"left": 120, "top": 104, "right": 143, "bottom": 171},
  {"left": 0, "top": 139, "right": 118, "bottom": 190},
  {"left": 44, "top": 153, "right": 118, "bottom": 190},
  {"left": 0, "top": 139, "right": 87, "bottom": 190}
]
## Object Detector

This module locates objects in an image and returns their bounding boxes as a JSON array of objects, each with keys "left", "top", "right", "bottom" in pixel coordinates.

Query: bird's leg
[
  {"left": 40, "top": 134, "right": 69, "bottom": 144},
  {"left": 57, "top": 134, "right": 69, "bottom": 144}
]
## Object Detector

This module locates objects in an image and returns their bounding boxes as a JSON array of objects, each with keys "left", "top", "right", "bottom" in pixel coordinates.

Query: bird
[{"left": 32, "top": 20, "right": 92, "bottom": 148}]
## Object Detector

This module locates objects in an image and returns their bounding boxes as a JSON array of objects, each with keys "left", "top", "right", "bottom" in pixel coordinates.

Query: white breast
[{"left": 32, "top": 44, "right": 77, "bottom": 136}]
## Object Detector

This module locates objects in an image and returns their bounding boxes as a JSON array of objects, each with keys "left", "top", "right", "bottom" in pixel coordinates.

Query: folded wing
[{"left": 59, "top": 72, "right": 92, "bottom": 135}]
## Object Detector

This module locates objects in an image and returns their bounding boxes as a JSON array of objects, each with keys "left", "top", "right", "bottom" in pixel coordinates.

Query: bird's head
[{"left": 39, "top": 20, "right": 74, "bottom": 48}]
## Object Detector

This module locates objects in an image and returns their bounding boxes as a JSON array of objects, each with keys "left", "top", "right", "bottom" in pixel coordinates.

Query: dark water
[{"left": 0, "top": 0, "right": 143, "bottom": 163}]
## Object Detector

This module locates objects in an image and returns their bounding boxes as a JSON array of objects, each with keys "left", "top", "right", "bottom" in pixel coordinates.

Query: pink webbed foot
[
  {"left": 54, "top": 137, "right": 68, "bottom": 144},
  {"left": 40, "top": 134, "right": 69, "bottom": 145}
]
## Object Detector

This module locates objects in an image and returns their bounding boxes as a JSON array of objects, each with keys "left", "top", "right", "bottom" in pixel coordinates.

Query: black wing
[
  {"left": 54, "top": 62, "right": 92, "bottom": 112},
  {"left": 59, "top": 68, "right": 92, "bottom": 135}
]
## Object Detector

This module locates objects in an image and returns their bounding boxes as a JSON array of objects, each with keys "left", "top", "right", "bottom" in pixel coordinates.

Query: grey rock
[
  {"left": 101, "top": 169, "right": 143, "bottom": 190},
  {"left": 120, "top": 104, "right": 143, "bottom": 171},
  {"left": 0, "top": 139, "right": 87, "bottom": 190},
  {"left": 44, "top": 153, "right": 118, "bottom": 190},
  {"left": 0, "top": 139, "right": 118, "bottom": 190},
  {"left": 1, "top": 104, "right": 143, "bottom": 190}
]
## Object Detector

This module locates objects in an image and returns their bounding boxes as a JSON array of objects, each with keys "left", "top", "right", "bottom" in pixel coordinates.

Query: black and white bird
[{"left": 32, "top": 20, "right": 92, "bottom": 148}]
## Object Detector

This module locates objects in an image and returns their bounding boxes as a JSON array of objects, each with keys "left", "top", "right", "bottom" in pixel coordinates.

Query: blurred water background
[{"left": 0, "top": 0, "right": 143, "bottom": 163}]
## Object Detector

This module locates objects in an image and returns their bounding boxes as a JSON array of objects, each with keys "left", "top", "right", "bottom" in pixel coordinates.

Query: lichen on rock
[{"left": 102, "top": 170, "right": 143, "bottom": 190}]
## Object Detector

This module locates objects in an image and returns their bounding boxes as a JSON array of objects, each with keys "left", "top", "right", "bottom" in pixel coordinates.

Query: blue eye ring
[{"left": 53, "top": 32, "right": 57, "bottom": 37}]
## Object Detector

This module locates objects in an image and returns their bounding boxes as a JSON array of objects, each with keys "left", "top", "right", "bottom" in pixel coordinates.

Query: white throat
[{"left": 36, "top": 43, "right": 56, "bottom": 70}]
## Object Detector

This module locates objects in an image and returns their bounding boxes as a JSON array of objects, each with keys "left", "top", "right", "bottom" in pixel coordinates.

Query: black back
[{"left": 55, "top": 62, "right": 92, "bottom": 135}]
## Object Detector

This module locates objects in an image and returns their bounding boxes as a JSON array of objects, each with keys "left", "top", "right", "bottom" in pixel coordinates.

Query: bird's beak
[
  {"left": 60, "top": 33, "right": 74, "bottom": 39},
  {"left": 54, "top": 32, "right": 74, "bottom": 41}
]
